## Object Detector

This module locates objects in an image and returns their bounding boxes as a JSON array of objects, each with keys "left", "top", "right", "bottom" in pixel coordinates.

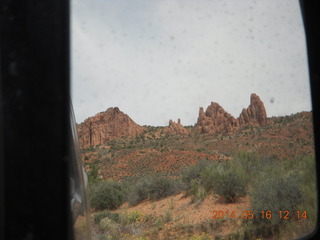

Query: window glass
[{"left": 72, "top": 1, "right": 317, "bottom": 239}]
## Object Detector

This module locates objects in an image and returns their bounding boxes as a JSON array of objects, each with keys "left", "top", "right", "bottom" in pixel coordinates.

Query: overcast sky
[{"left": 71, "top": 0, "right": 311, "bottom": 126}]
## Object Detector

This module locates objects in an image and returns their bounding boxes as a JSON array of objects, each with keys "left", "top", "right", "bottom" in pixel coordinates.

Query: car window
[{"left": 71, "top": 1, "right": 317, "bottom": 239}]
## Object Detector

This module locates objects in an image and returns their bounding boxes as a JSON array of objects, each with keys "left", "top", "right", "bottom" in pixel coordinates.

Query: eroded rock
[
  {"left": 77, "top": 107, "right": 145, "bottom": 148},
  {"left": 196, "top": 93, "right": 267, "bottom": 134}
]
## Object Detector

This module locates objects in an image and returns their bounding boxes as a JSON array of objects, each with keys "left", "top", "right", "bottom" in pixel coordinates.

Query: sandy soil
[{"left": 112, "top": 192, "right": 250, "bottom": 239}]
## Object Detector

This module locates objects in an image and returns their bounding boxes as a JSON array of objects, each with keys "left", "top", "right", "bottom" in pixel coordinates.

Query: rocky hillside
[
  {"left": 81, "top": 111, "right": 314, "bottom": 181},
  {"left": 77, "top": 93, "right": 267, "bottom": 148},
  {"left": 77, "top": 107, "right": 145, "bottom": 148},
  {"left": 196, "top": 93, "right": 267, "bottom": 134},
  {"left": 79, "top": 95, "right": 315, "bottom": 240}
]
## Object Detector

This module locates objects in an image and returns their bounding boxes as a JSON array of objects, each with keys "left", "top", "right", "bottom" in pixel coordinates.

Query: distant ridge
[{"left": 77, "top": 94, "right": 267, "bottom": 148}]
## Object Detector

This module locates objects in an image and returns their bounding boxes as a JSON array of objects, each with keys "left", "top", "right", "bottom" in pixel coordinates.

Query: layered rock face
[
  {"left": 163, "top": 119, "right": 189, "bottom": 135},
  {"left": 196, "top": 93, "right": 267, "bottom": 134},
  {"left": 77, "top": 107, "right": 145, "bottom": 148}
]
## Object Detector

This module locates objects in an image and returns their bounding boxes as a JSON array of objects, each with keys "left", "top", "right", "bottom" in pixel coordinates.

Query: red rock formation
[
  {"left": 77, "top": 107, "right": 145, "bottom": 148},
  {"left": 164, "top": 119, "right": 189, "bottom": 135},
  {"left": 196, "top": 102, "right": 238, "bottom": 134},
  {"left": 238, "top": 93, "right": 267, "bottom": 127},
  {"left": 196, "top": 93, "right": 267, "bottom": 134}
]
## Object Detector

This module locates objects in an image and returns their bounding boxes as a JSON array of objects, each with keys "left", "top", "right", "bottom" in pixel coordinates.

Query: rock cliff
[
  {"left": 77, "top": 107, "right": 145, "bottom": 148},
  {"left": 196, "top": 93, "right": 267, "bottom": 134}
]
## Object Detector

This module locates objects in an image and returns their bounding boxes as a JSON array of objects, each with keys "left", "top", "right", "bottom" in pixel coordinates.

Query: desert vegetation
[
  {"left": 85, "top": 151, "right": 317, "bottom": 240},
  {"left": 82, "top": 112, "right": 314, "bottom": 182},
  {"left": 75, "top": 111, "right": 317, "bottom": 240}
]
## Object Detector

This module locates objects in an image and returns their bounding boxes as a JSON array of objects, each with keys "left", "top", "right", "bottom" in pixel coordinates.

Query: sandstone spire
[
  {"left": 196, "top": 93, "right": 267, "bottom": 134},
  {"left": 238, "top": 93, "right": 267, "bottom": 127}
]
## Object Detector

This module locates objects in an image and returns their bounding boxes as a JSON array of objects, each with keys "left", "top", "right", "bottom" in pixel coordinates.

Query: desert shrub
[
  {"left": 214, "top": 169, "right": 247, "bottom": 203},
  {"left": 88, "top": 163, "right": 100, "bottom": 186},
  {"left": 299, "top": 156, "right": 317, "bottom": 223},
  {"left": 164, "top": 210, "right": 172, "bottom": 222},
  {"left": 258, "top": 154, "right": 280, "bottom": 168},
  {"left": 181, "top": 159, "right": 212, "bottom": 191},
  {"left": 181, "top": 157, "right": 248, "bottom": 202},
  {"left": 115, "top": 210, "right": 142, "bottom": 226},
  {"left": 155, "top": 217, "right": 164, "bottom": 230},
  {"left": 148, "top": 176, "right": 179, "bottom": 200},
  {"left": 94, "top": 210, "right": 120, "bottom": 225},
  {"left": 228, "top": 152, "right": 282, "bottom": 187},
  {"left": 231, "top": 151, "right": 265, "bottom": 184},
  {"left": 127, "top": 210, "right": 143, "bottom": 223},
  {"left": 232, "top": 151, "right": 258, "bottom": 172},
  {"left": 81, "top": 145, "right": 95, "bottom": 153},
  {"left": 283, "top": 155, "right": 317, "bottom": 238},
  {"left": 126, "top": 177, "right": 150, "bottom": 206},
  {"left": 225, "top": 155, "right": 317, "bottom": 239},
  {"left": 102, "top": 157, "right": 111, "bottom": 162},
  {"left": 127, "top": 175, "right": 179, "bottom": 206},
  {"left": 91, "top": 181, "right": 126, "bottom": 210},
  {"left": 190, "top": 179, "right": 206, "bottom": 203},
  {"left": 199, "top": 162, "right": 223, "bottom": 192},
  {"left": 250, "top": 172, "right": 303, "bottom": 238},
  {"left": 169, "top": 197, "right": 174, "bottom": 210},
  {"left": 189, "top": 233, "right": 211, "bottom": 240},
  {"left": 225, "top": 221, "right": 257, "bottom": 240},
  {"left": 99, "top": 217, "right": 120, "bottom": 239}
]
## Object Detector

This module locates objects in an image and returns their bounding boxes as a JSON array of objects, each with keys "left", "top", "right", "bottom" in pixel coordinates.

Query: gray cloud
[{"left": 71, "top": 0, "right": 311, "bottom": 126}]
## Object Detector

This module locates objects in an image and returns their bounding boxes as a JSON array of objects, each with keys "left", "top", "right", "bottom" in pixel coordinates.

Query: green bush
[
  {"left": 181, "top": 159, "right": 212, "bottom": 192},
  {"left": 127, "top": 210, "right": 143, "bottom": 223},
  {"left": 250, "top": 172, "right": 303, "bottom": 238},
  {"left": 99, "top": 217, "right": 120, "bottom": 239},
  {"left": 199, "top": 162, "right": 222, "bottom": 192},
  {"left": 164, "top": 210, "right": 172, "bottom": 222},
  {"left": 225, "top": 154, "right": 316, "bottom": 239},
  {"left": 180, "top": 158, "right": 249, "bottom": 203},
  {"left": 298, "top": 156, "right": 317, "bottom": 229},
  {"left": 233, "top": 151, "right": 258, "bottom": 172},
  {"left": 230, "top": 151, "right": 277, "bottom": 184},
  {"left": 155, "top": 217, "right": 164, "bottom": 230},
  {"left": 147, "top": 176, "right": 178, "bottom": 200},
  {"left": 90, "top": 181, "right": 126, "bottom": 210},
  {"left": 214, "top": 169, "right": 247, "bottom": 203},
  {"left": 127, "top": 175, "right": 179, "bottom": 206},
  {"left": 126, "top": 177, "right": 149, "bottom": 206},
  {"left": 88, "top": 163, "right": 100, "bottom": 186},
  {"left": 94, "top": 210, "right": 120, "bottom": 225},
  {"left": 189, "top": 179, "right": 206, "bottom": 203}
]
